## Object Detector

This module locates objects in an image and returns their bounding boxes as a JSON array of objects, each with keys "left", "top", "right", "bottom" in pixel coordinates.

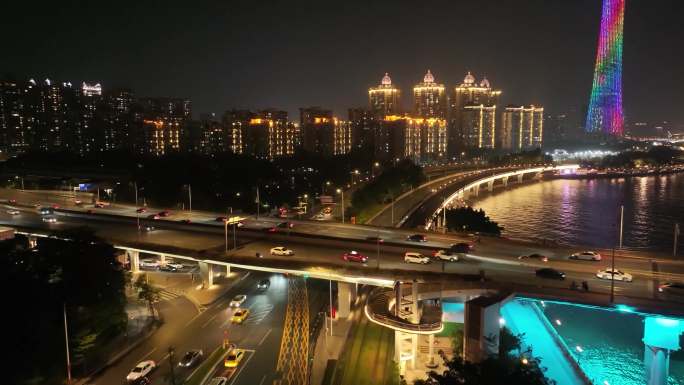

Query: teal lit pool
[{"left": 503, "top": 298, "right": 684, "bottom": 385}]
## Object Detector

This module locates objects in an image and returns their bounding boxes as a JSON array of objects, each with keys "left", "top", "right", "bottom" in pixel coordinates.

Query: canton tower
[{"left": 585, "top": 0, "right": 625, "bottom": 136}]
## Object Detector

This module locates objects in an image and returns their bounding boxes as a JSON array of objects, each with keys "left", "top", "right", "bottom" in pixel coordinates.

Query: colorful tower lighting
[{"left": 585, "top": 0, "right": 625, "bottom": 136}]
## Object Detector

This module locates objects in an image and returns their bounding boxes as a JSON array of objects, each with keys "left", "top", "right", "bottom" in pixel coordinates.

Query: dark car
[
  {"left": 147, "top": 214, "right": 160, "bottom": 220},
  {"left": 366, "top": 236, "right": 384, "bottom": 243},
  {"left": 406, "top": 234, "right": 427, "bottom": 242},
  {"left": 519, "top": 253, "right": 549, "bottom": 262},
  {"left": 136, "top": 207, "right": 147, "bottom": 213},
  {"left": 658, "top": 282, "right": 684, "bottom": 296},
  {"left": 159, "top": 265, "right": 178, "bottom": 272},
  {"left": 178, "top": 349, "right": 203, "bottom": 368},
  {"left": 277, "top": 221, "right": 294, "bottom": 228},
  {"left": 94, "top": 202, "right": 105, "bottom": 208},
  {"left": 179, "top": 219, "right": 192, "bottom": 224},
  {"left": 535, "top": 268, "right": 566, "bottom": 280},
  {"left": 450, "top": 242, "right": 473, "bottom": 253},
  {"left": 39, "top": 207, "right": 53, "bottom": 215},
  {"left": 158, "top": 210, "right": 171, "bottom": 217},
  {"left": 257, "top": 279, "right": 271, "bottom": 290},
  {"left": 141, "top": 224, "right": 155, "bottom": 232},
  {"left": 263, "top": 226, "right": 277, "bottom": 233},
  {"left": 215, "top": 216, "right": 227, "bottom": 222},
  {"left": 131, "top": 377, "right": 150, "bottom": 385}
]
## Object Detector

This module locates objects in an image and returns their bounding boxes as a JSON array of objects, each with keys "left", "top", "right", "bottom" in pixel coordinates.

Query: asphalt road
[{"left": 88, "top": 272, "right": 292, "bottom": 385}]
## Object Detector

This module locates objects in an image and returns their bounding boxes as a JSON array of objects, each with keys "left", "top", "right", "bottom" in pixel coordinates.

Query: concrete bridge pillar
[
  {"left": 473, "top": 185, "right": 479, "bottom": 197},
  {"left": 199, "top": 262, "right": 213, "bottom": 288},
  {"left": 225, "top": 264, "right": 231, "bottom": 277},
  {"left": 28, "top": 235, "right": 38, "bottom": 249},
  {"left": 487, "top": 180, "right": 494, "bottom": 192},
  {"left": 502, "top": 176, "right": 509, "bottom": 187},
  {"left": 337, "top": 282, "right": 355, "bottom": 319},
  {"left": 462, "top": 190, "right": 469, "bottom": 199},
  {"left": 394, "top": 331, "right": 418, "bottom": 373},
  {"left": 411, "top": 281, "right": 419, "bottom": 324},
  {"left": 128, "top": 250, "right": 140, "bottom": 273},
  {"left": 159, "top": 254, "right": 166, "bottom": 265},
  {"left": 517, "top": 173, "right": 524, "bottom": 183},
  {"left": 643, "top": 317, "right": 683, "bottom": 385}
]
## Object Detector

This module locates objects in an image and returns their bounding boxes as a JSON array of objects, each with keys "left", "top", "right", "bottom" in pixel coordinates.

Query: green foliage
[
  {"left": 0, "top": 230, "right": 127, "bottom": 384},
  {"left": 584, "top": 146, "right": 683, "bottom": 169},
  {"left": 489, "top": 149, "right": 552, "bottom": 166},
  {"left": 134, "top": 274, "right": 161, "bottom": 319},
  {"left": 444, "top": 206, "right": 503, "bottom": 235},
  {"left": 350, "top": 159, "right": 425, "bottom": 220}
]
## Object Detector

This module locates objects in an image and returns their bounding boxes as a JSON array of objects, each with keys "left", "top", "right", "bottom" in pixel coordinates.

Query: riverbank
[{"left": 551, "top": 164, "right": 684, "bottom": 180}]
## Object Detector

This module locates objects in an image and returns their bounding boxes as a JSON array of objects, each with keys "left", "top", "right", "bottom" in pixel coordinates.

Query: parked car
[
  {"left": 231, "top": 308, "right": 250, "bottom": 324},
  {"left": 140, "top": 259, "right": 160, "bottom": 268},
  {"left": 229, "top": 294, "right": 247, "bottom": 307},
  {"left": 404, "top": 252, "right": 430, "bottom": 264},
  {"left": 342, "top": 251, "right": 368, "bottom": 263},
  {"left": 433, "top": 249, "right": 460, "bottom": 262},
  {"left": 270, "top": 246, "right": 294, "bottom": 256},
  {"left": 535, "top": 268, "right": 566, "bottom": 280},
  {"left": 570, "top": 251, "right": 602, "bottom": 261},
  {"left": 658, "top": 282, "right": 684, "bottom": 296},
  {"left": 406, "top": 234, "right": 427, "bottom": 242},
  {"left": 126, "top": 360, "right": 156, "bottom": 382},
  {"left": 178, "top": 349, "right": 203, "bottom": 368},
  {"left": 450, "top": 242, "right": 473, "bottom": 253},
  {"left": 257, "top": 279, "right": 270, "bottom": 290},
  {"left": 518, "top": 253, "right": 549, "bottom": 262},
  {"left": 596, "top": 268, "right": 633, "bottom": 282},
  {"left": 224, "top": 348, "right": 245, "bottom": 368}
]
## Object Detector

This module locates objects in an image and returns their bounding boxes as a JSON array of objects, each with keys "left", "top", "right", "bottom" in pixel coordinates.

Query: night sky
[{"left": 2, "top": 0, "right": 682, "bottom": 124}]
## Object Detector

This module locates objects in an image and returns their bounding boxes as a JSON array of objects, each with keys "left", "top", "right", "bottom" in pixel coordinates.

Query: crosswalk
[{"left": 158, "top": 287, "right": 186, "bottom": 302}]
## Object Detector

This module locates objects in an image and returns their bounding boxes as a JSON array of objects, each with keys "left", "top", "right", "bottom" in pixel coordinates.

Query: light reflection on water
[{"left": 474, "top": 173, "right": 684, "bottom": 251}]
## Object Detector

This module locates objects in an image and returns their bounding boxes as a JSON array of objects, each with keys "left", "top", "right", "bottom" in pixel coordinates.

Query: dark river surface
[{"left": 474, "top": 173, "right": 684, "bottom": 252}]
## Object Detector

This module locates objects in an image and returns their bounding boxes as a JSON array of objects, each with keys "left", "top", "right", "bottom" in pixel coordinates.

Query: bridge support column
[
  {"left": 642, "top": 317, "right": 683, "bottom": 385},
  {"left": 534, "top": 172, "right": 542, "bottom": 180},
  {"left": 128, "top": 250, "right": 140, "bottom": 273},
  {"left": 337, "top": 282, "right": 354, "bottom": 319},
  {"left": 487, "top": 180, "right": 494, "bottom": 192},
  {"left": 411, "top": 281, "right": 419, "bottom": 324},
  {"left": 199, "top": 262, "right": 213, "bottom": 288},
  {"left": 159, "top": 254, "right": 166, "bottom": 265},
  {"left": 225, "top": 264, "right": 231, "bottom": 277},
  {"left": 502, "top": 176, "right": 509, "bottom": 187},
  {"left": 394, "top": 331, "right": 418, "bottom": 373},
  {"left": 427, "top": 333, "right": 436, "bottom": 367},
  {"left": 462, "top": 190, "right": 469, "bottom": 199},
  {"left": 473, "top": 185, "right": 479, "bottom": 197},
  {"left": 28, "top": 235, "right": 38, "bottom": 249},
  {"left": 517, "top": 173, "right": 524, "bottom": 183},
  {"left": 464, "top": 294, "right": 508, "bottom": 363}
]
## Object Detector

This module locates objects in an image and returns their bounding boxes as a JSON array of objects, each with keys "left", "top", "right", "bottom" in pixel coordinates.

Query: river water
[{"left": 474, "top": 173, "right": 684, "bottom": 251}]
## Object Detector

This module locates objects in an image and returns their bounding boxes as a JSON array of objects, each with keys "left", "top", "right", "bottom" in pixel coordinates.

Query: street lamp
[
  {"left": 168, "top": 346, "right": 177, "bottom": 385},
  {"left": 336, "top": 188, "right": 345, "bottom": 224}
]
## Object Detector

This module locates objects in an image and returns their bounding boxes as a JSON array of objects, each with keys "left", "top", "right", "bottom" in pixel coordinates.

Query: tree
[
  {"left": 444, "top": 206, "right": 503, "bottom": 235},
  {"left": 134, "top": 274, "right": 161, "bottom": 319}
]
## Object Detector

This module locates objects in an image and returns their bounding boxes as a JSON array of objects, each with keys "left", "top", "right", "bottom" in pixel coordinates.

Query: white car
[
  {"left": 270, "top": 246, "right": 294, "bottom": 256},
  {"left": 229, "top": 294, "right": 247, "bottom": 307},
  {"left": 404, "top": 252, "right": 430, "bottom": 264},
  {"left": 6, "top": 209, "right": 20, "bottom": 215},
  {"left": 42, "top": 216, "right": 57, "bottom": 223},
  {"left": 126, "top": 360, "right": 156, "bottom": 381},
  {"left": 433, "top": 250, "right": 461, "bottom": 262},
  {"left": 166, "top": 261, "right": 184, "bottom": 269},
  {"left": 571, "top": 251, "right": 602, "bottom": 261},
  {"left": 596, "top": 268, "right": 633, "bottom": 282},
  {"left": 140, "top": 259, "right": 160, "bottom": 268}
]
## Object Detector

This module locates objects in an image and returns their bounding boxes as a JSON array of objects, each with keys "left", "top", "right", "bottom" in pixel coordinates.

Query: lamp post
[
  {"left": 187, "top": 184, "right": 192, "bottom": 212},
  {"left": 63, "top": 303, "right": 72, "bottom": 384},
  {"left": 336, "top": 188, "right": 345, "bottom": 224},
  {"left": 168, "top": 346, "right": 177, "bottom": 385}
]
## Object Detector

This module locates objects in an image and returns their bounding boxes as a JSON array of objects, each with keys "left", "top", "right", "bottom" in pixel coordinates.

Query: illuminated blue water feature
[{"left": 502, "top": 298, "right": 684, "bottom": 385}]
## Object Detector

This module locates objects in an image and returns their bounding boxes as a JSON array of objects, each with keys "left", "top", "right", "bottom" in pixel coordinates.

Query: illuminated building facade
[
  {"left": 0, "top": 80, "right": 29, "bottom": 154},
  {"left": 501, "top": 105, "right": 544, "bottom": 150},
  {"left": 462, "top": 104, "right": 496, "bottom": 149},
  {"left": 369, "top": 73, "right": 401, "bottom": 119},
  {"left": 223, "top": 109, "right": 252, "bottom": 154},
  {"left": 375, "top": 115, "right": 446, "bottom": 162},
  {"left": 136, "top": 97, "right": 190, "bottom": 156},
  {"left": 413, "top": 70, "right": 446, "bottom": 119},
  {"left": 245, "top": 110, "right": 297, "bottom": 159},
  {"left": 449, "top": 72, "right": 501, "bottom": 153},
  {"left": 585, "top": 0, "right": 625, "bottom": 136},
  {"left": 348, "top": 107, "right": 376, "bottom": 151}
]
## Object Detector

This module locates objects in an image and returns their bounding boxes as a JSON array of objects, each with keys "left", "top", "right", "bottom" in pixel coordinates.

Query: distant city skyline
[{"left": 1, "top": 1, "right": 683, "bottom": 125}]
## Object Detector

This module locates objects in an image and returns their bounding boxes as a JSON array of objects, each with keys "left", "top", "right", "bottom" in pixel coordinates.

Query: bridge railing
[{"left": 364, "top": 287, "right": 443, "bottom": 334}]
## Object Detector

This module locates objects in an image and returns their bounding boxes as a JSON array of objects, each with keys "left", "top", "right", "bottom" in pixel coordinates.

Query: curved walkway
[{"left": 364, "top": 287, "right": 443, "bottom": 334}]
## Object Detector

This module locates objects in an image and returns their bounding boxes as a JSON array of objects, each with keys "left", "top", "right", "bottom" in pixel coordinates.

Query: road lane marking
[
  {"left": 138, "top": 347, "right": 157, "bottom": 361},
  {"left": 258, "top": 374, "right": 267, "bottom": 385},
  {"left": 258, "top": 328, "right": 272, "bottom": 346},
  {"left": 228, "top": 351, "right": 255, "bottom": 385},
  {"left": 201, "top": 312, "right": 221, "bottom": 329}
]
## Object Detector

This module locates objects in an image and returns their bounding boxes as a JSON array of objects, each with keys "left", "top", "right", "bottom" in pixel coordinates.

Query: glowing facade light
[{"left": 585, "top": 0, "right": 625, "bottom": 136}]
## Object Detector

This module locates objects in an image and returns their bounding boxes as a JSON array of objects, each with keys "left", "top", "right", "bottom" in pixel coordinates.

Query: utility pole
[
  {"left": 134, "top": 181, "right": 138, "bottom": 206},
  {"left": 675, "top": 223, "right": 680, "bottom": 257},
  {"left": 391, "top": 194, "right": 395, "bottom": 226},
  {"left": 63, "top": 303, "right": 72, "bottom": 384},
  {"left": 188, "top": 184, "right": 192, "bottom": 212},
  {"left": 618, "top": 205, "right": 624, "bottom": 249},
  {"left": 256, "top": 186, "right": 260, "bottom": 219},
  {"left": 168, "top": 346, "right": 177, "bottom": 385},
  {"left": 329, "top": 280, "right": 334, "bottom": 336}
]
